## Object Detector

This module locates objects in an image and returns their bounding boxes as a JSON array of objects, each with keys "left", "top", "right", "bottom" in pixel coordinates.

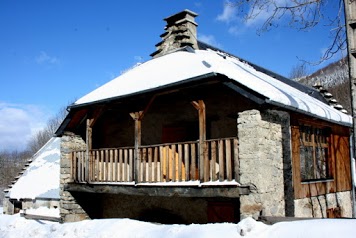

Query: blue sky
[{"left": 0, "top": 0, "right": 344, "bottom": 151}]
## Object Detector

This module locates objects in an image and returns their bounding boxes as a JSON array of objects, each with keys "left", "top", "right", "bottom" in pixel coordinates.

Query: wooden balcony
[{"left": 72, "top": 137, "right": 239, "bottom": 184}]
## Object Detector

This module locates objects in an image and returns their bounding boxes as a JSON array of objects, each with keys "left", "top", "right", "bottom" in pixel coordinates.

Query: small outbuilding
[{"left": 3, "top": 137, "right": 61, "bottom": 221}]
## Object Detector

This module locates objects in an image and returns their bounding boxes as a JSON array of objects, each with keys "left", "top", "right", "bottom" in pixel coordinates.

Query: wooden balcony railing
[{"left": 71, "top": 137, "right": 239, "bottom": 184}]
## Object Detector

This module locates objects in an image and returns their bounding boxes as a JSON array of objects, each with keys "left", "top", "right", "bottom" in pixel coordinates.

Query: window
[{"left": 299, "top": 125, "right": 331, "bottom": 181}]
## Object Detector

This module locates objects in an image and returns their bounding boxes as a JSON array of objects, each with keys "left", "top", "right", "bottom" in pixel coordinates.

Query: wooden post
[
  {"left": 86, "top": 118, "right": 94, "bottom": 182},
  {"left": 191, "top": 100, "right": 207, "bottom": 182},
  {"left": 85, "top": 108, "right": 103, "bottom": 182},
  {"left": 130, "top": 111, "right": 143, "bottom": 183}
]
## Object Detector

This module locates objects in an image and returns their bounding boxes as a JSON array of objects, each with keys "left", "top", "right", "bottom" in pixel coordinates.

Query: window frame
[{"left": 298, "top": 124, "right": 333, "bottom": 182}]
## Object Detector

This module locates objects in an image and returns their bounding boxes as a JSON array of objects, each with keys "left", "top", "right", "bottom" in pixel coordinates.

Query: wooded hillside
[{"left": 297, "top": 58, "right": 351, "bottom": 113}]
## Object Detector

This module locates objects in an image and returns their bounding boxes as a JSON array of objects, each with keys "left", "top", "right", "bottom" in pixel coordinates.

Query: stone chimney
[{"left": 150, "top": 9, "right": 198, "bottom": 58}]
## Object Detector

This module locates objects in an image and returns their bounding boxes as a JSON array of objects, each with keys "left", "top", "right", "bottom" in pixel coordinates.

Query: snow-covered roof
[
  {"left": 7, "top": 137, "right": 60, "bottom": 200},
  {"left": 74, "top": 49, "right": 351, "bottom": 126}
]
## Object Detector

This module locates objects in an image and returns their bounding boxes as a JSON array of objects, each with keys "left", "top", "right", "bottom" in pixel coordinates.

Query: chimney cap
[{"left": 164, "top": 9, "right": 198, "bottom": 25}]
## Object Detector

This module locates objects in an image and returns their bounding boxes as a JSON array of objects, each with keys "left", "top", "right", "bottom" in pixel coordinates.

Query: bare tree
[
  {"left": 0, "top": 150, "right": 31, "bottom": 204},
  {"left": 232, "top": 0, "right": 346, "bottom": 63},
  {"left": 289, "top": 62, "right": 309, "bottom": 80},
  {"left": 27, "top": 105, "right": 68, "bottom": 154}
]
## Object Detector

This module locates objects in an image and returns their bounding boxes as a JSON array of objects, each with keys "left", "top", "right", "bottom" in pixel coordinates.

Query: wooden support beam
[
  {"left": 130, "top": 111, "right": 144, "bottom": 183},
  {"left": 65, "top": 183, "right": 250, "bottom": 198},
  {"left": 141, "top": 95, "right": 156, "bottom": 120},
  {"left": 89, "top": 107, "right": 105, "bottom": 128},
  {"left": 191, "top": 100, "right": 207, "bottom": 182}
]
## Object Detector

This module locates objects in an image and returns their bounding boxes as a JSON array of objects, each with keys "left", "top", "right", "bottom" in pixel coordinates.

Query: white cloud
[
  {"left": 228, "top": 26, "right": 245, "bottom": 36},
  {"left": 0, "top": 102, "right": 49, "bottom": 151},
  {"left": 35, "top": 51, "right": 59, "bottom": 65},
  {"left": 199, "top": 34, "right": 222, "bottom": 48},
  {"left": 216, "top": 0, "right": 238, "bottom": 24}
]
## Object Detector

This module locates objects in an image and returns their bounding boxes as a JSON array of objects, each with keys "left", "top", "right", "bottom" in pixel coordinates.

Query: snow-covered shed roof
[
  {"left": 7, "top": 137, "right": 60, "bottom": 200},
  {"left": 73, "top": 48, "right": 351, "bottom": 126}
]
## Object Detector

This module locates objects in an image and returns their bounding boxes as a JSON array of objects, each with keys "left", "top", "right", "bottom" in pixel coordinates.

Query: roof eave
[{"left": 265, "top": 99, "right": 352, "bottom": 127}]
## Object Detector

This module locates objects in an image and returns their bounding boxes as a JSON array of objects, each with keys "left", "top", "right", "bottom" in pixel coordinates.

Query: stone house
[{"left": 55, "top": 10, "right": 354, "bottom": 223}]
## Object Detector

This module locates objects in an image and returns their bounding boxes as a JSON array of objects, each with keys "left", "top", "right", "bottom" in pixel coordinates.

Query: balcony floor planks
[{"left": 64, "top": 183, "right": 249, "bottom": 198}]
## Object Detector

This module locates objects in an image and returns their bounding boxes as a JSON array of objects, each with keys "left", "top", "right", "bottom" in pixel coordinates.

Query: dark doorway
[{"left": 207, "top": 201, "right": 238, "bottom": 223}]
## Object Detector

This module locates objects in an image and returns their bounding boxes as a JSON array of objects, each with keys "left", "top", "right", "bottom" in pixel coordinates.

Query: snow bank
[{"left": 0, "top": 215, "right": 355, "bottom": 238}]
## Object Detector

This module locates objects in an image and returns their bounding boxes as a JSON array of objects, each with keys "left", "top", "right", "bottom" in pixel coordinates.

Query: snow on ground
[{"left": 0, "top": 214, "right": 355, "bottom": 238}]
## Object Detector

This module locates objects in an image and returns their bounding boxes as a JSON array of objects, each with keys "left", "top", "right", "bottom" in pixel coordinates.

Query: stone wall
[
  {"left": 238, "top": 109, "right": 291, "bottom": 219},
  {"left": 22, "top": 198, "right": 59, "bottom": 210},
  {"left": 2, "top": 197, "right": 14, "bottom": 214},
  {"left": 294, "top": 191, "right": 352, "bottom": 218},
  {"left": 60, "top": 132, "right": 90, "bottom": 222}
]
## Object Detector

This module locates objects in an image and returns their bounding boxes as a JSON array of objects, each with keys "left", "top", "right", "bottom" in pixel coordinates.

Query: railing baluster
[
  {"left": 178, "top": 144, "right": 183, "bottom": 181},
  {"left": 154, "top": 147, "right": 158, "bottom": 182},
  {"left": 142, "top": 148, "right": 147, "bottom": 182},
  {"left": 211, "top": 141, "right": 217, "bottom": 181},
  {"left": 113, "top": 149, "right": 118, "bottom": 182},
  {"left": 118, "top": 149, "right": 122, "bottom": 182},
  {"left": 159, "top": 146, "right": 164, "bottom": 182},
  {"left": 171, "top": 144, "right": 176, "bottom": 182},
  {"left": 204, "top": 142, "right": 209, "bottom": 182},
  {"left": 165, "top": 146, "right": 169, "bottom": 182},
  {"left": 218, "top": 140, "right": 224, "bottom": 181},
  {"left": 124, "top": 149, "right": 128, "bottom": 182},
  {"left": 148, "top": 147, "right": 152, "bottom": 182},
  {"left": 95, "top": 151, "right": 99, "bottom": 182},
  {"left": 99, "top": 150, "right": 103, "bottom": 181},
  {"left": 184, "top": 144, "right": 189, "bottom": 181},
  {"left": 108, "top": 149, "right": 113, "bottom": 182},
  {"left": 80, "top": 151, "right": 83, "bottom": 182},
  {"left": 225, "top": 139, "right": 232, "bottom": 181},
  {"left": 128, "top": 149, "right": 133, "bottom": 182},
  {"left": 191, "top": 143, "right": 196, "bottom": 180}
]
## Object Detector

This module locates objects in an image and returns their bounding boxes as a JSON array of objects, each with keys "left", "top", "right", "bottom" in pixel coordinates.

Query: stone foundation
[
  {"left": 2, "top": 197, "right": 14, "bottom": 214},
  {"left": 294, "top": 191, "right": 352, "bottom": 218},
  {"left": 238, "top": 109, "right": 291, "bottom": 219},
  {"left": 60, "top": 132, "right": 90, "bottom": 222}
]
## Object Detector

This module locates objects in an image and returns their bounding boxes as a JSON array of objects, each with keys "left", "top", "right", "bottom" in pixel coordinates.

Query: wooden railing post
[{"left": 130, "top": 111, "right": 144, "bottom": 183}]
